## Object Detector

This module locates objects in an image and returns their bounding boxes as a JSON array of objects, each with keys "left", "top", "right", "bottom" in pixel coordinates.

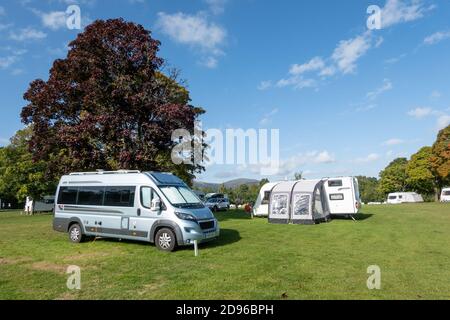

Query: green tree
[
  {"left": 378, "top": 158, "right": 409, "bottom": 196},
  {"left": 430, "top": 125, "right": 450, "bottom": 199},
  {"left": 294, "top": 172, "right": 304, "bottom": 180},
  {"left": 406, "top": 147, "right": 436, "bottom": 198},
  {"left": 0, "top": 128, "right": 58, "bottom": 205},
  {"left": 356, "top": 176, "right": 383, "bottom": 203}
]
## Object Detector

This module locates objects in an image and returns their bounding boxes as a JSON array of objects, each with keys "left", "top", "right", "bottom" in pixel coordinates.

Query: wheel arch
[{"left": 150, "top": 220, "right": 184, "bottom": 246}]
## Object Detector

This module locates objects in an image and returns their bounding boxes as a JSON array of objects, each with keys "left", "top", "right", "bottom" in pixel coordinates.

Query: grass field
[{"left": 1, "top": 203, "right": 450, "bottom": 300}]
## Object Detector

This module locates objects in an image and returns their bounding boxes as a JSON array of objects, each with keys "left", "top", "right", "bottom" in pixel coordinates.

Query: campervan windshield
[{"left": 160, "top": 186, "right": 204, "bottom": 209}]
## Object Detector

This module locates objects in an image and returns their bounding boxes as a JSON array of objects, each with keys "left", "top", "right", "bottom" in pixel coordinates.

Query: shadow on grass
[
  {"left": 87, "top": 228, "right": 241, "bottom": 250},
  {"left": 331, "top": 213, "right": 374, "bottom": 221}
]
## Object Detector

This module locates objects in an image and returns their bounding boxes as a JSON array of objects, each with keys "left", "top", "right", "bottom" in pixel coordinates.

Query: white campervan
[
  {"left": 440, "top": 188, "right": 450, "bottom": 202},
  {"left": 387, "top": 192, "right": 424, "bottom": 204},
  {"left": 53, "top": 171, "right": 220, "bottom": 252}
]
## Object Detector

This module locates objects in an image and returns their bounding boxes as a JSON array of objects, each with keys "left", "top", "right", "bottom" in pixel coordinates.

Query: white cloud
[
  {"left": 437, "top": 115, "right": 450, "bottom": 130},
  {"left": 276, "top": 76, "right": 316, "bottom": 90},
  {"left": 380, "top": 0, "right": 432, "bottom": 28},
  {"left": 204, "top": 0, "right": 227, "bottom": 15},
  {"left": 200, "top": 56, "right": 218, "bottom": 69},
  {"left": 382, "top": 138, "right": 404, "bottom": 146},
  {"left": 366, "top": 78, "right": 393, "bottom": 100},
  {"left": 355, "top": 153, "right": 380, "bottom": 163},
  {"left": 259, "top": 108, "right": 279, "bottom": 126},
  {"left": 38, "top": 11, "right": 67, "bottom": 30},
  {"left": 0, "top": 56, "right": 17, "bottom": 69},
  {"left": 289, "top": 57, "right": 325, "bottom": 75},
  {"left": 10, "top": 27, "right": 47, "bottom": 41},
  {"left": 257, "top": 80, "right": 272, "bottom": 91},
  {"left": 332, "top": 34, "right": 371, "bottom": 74},
  {"left": 156, "top": 12, "right": 226, "bottom": 53},
  {"left": 156, "top": 12, "right": 226, "bottom": 67},
  {"left": 312, "top": 151, "right": 335, "bottom": 164},
  {"left": 424, "top": 31, "right": 450, "bottom": 45},
  {"left": 407, "top": 107, "right": 433, "bottom": 119}
]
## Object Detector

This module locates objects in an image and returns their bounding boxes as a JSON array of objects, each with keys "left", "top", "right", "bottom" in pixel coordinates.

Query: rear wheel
[
  {"left": 68, "top": 224, "right": 85, "bottom": 243},
  {"left": 155, "top": 228, "right": 176, "bottom": 252}
]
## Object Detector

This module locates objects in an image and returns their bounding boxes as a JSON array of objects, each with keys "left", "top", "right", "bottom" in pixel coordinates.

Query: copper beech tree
[{"left": 21, "top": 19, "right": 205, "bottom": 184}]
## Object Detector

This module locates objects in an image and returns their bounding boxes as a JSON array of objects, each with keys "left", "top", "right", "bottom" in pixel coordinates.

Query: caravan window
[
  {"left": 293, "top": 194, "right": 310, "bottom": 216},
  {"left": 271, "top": 194, "right": 288, "bottom": 215},
  {"left": 262, "top": 191, "right": 271, "bottom": 205},
  {"left": 389, "top": 196, "right": 397, "bottom": 200},
  {"left": 104, "top": 187, "right": 135, "bottom": 207},
  {"left": 444, "top": 191, "right": 450, "bottom": 196},
  {"left": 58, "top": 187, "right": 78, "bottom": 205},
  {"left": 78, "top": 187, "right": 104, "bottom": 206},
  {"left": 328, "top": 180, "right": 343, "bottom": 187}
]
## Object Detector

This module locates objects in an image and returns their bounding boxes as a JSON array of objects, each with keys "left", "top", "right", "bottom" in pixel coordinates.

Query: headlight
[{"left": 175, "top": 212, "right": 197, "bottom": 221}]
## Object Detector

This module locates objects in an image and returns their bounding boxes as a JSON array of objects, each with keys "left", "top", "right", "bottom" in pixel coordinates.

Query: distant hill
[{"left": 193, "top": 178, "right": 260, "bottom": 191}]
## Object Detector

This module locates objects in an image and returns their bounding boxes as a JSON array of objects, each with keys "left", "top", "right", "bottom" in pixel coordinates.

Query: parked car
[{"left": 205, "top": 198, "right": 230, "bottom": 212}]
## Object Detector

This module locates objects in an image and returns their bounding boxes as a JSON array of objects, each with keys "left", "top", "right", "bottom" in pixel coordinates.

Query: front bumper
[{"left": 180, "top": 220, "right": 220, "bottom": 245}]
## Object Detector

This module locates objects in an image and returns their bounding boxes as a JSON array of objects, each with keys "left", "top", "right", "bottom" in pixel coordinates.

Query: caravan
[
  {"left": 441, "top": 188, "right": 450, "bottom": 202},
  {"left": 254, "top": 177, "right": 361, "bottom": 220},
  {"left": 387, "top": 192, "right": 424, "bottom": 204},
  {"left": 53, "top": 171, "right": 220, "bottom": 252}
]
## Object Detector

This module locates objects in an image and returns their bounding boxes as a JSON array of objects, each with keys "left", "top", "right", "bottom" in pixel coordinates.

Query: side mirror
[{"left": 151, "top": 198, "right": 161, "bottom": 212}]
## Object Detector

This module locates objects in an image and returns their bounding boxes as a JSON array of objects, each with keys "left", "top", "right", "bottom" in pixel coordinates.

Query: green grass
[{"left": 1, "top": 203, "right": 450, "bottom": 300}]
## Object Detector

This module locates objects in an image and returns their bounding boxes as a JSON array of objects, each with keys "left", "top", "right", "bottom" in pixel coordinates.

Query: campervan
[
  {"left": 387, "top": 192, "right": 424, "bottom": 204},
  {"left": 440, "top": 188, "right": 450, "bottom": 202},
  {"left": 53, "top": 171, "right": 220, "bottom": 252}
]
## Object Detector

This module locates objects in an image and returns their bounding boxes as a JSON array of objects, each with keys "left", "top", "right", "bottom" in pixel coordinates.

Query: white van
[
  {"left": 387, "top": 192, "right": 424, "bottom": 204},
  {"left": 440, "top": 188, "right": 450, "bottom": 202},
  {"left": 53, "top": 171, "right": 220, "bottom": 252}
]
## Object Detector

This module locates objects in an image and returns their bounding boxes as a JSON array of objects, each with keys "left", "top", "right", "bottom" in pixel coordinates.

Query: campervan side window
[
  {"left": 58, "top": 187, "right": 78, "bottom": 205},
  {"left": 328, "top": 180, "right": 343, "bottom": 187},
  {"left": 262, "top": 191, "right": 271, "bottom": 205},
  {"left": 57, "top": 186, "right": 136, "bottom": 207},
  {"left": 78, "top": 187, "right": 104, "bottom": 206},
  {"left": 104, "top": 187, "right": 135, "bottom": 207}
]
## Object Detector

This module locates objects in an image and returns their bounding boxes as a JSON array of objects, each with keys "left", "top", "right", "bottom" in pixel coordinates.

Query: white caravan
[
  {"left": 323, "top": 177, "right": 361, "bottom": 217},
  {"left": 387, "top": 192, "right": 424, "bottom": 204},
  {"left": 440, "top": 188, "right": 450, "bottom": 202},
  {"left": 253, "top": 182, "right": 280, "bottom": 217},
  {"left": 253, "top": 177, "right": 361, "bottom": 219}
]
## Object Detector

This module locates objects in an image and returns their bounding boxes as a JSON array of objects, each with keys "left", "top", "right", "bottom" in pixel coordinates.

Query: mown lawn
[{"left": 0, "top": 203, "right": 449, "bottom": 300}]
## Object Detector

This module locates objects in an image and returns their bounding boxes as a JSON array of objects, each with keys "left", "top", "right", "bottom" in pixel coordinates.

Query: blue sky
[{"left": 0, "top": 0, "right": 449, "bottom": 182}]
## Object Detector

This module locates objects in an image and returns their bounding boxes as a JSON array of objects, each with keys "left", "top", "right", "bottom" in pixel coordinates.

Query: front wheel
[
  {"left": 68, "top": 223, "right": 85, "bottom": 243},
  {"left": 155, "top": 228, "right": 177, "bottom": 252}
]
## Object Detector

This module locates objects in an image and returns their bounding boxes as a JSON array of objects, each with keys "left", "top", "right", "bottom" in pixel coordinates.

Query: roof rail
[{"left": 69, "top": 170, "right": 141, "bottom": 176}]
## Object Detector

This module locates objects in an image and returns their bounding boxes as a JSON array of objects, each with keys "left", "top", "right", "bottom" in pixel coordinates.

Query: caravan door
[{"left": 326, "top": 178, "right": 358, "bottom": 215}]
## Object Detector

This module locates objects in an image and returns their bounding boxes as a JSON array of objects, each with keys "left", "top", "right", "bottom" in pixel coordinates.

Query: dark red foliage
[{"left": 21, "top": 19, "right": 201, "bottom": 177}]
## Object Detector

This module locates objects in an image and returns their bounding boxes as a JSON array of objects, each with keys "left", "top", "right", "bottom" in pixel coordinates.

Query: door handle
[{"left": 137, "top": 208, "right": 141, "bottom": 217}]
